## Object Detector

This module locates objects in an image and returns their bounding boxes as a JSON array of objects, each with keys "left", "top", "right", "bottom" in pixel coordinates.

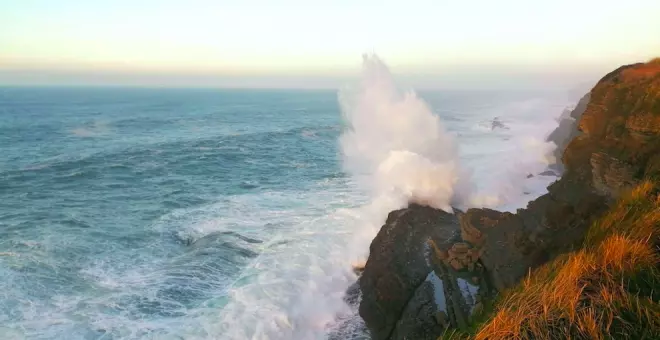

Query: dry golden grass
[{"left": 453, "top": 181, "right": 660, "bottom": 340}]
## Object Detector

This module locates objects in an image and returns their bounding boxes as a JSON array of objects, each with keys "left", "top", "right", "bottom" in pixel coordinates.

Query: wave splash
[
  {"left": 211, "top": 54, "right": 470, "bottom": 340},
  {"left": 339, "top": 54, "right": 470, "bottom": 212},
  {"left": 214, "top": 54, "right": 559, "bottom": 340}
]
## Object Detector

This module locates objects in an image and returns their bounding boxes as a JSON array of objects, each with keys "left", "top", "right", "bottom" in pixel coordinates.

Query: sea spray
[
  {"left": 207, "top": 187, "right": 370, "bottom": 340},
  {"left": 211, "top": 54, "right": 472, "bottom": 339},
  {"left": 464, "top": 103, "right": 559, "bottom": 210},
  {"left": 210, "top": 55, "right": 563, "bottom": 339},
  {"left": 323, "top": 54, "right": 474, "bottom": 338},
  {"left": 0, "top": 70, "right": 573, "bottom": 340},
  {"left": 339, "top": 54, "right": 470, "bottom": 212}
]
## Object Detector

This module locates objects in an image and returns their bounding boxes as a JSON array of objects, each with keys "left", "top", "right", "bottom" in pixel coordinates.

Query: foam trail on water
[{"left": 339, "top": 54, "right": 469, "bottom": 212}]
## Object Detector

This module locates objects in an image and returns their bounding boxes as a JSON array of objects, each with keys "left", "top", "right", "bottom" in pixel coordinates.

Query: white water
[
  {"left": 210, "top": 55, "right": 569, "bottom": 339},
  {"left": 206, "top": 54, "right": 473, "bottom": 339},
  {"left": 339, "top": 54, "right": 471, "bottom": 212},
  {"left": 1, "top": 64, "right": 579, "bottom": 340}
]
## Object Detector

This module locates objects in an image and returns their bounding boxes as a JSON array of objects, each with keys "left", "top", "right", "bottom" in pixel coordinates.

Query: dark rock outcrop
[
  {"left": 458, "top": 209, "right": 533, "bottom": 290},
  {"left": 358, "top": 59, "right": 660, "bottom": 339},
  {"left": 538, "top": 170, "right": 558, "bottom": 177},
  {"left": 459, "top": 59, "right": 660, "bottom": 292},
  {"left": 358, "top": 204, "right": 459, "bottom": 340},
  {"left": 546, "top": 93, "right": 590, "bottom": 173},
  {"left": 491, "top": 117, "right": 509, "bottom": 130},
  {"left": 388, "top": 280, "right": 445, "bottom": 340}
]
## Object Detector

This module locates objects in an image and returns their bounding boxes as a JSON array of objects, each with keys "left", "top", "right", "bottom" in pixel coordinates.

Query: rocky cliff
[{"left": 357, "top": 59, "right": 660, "bottom": 340}]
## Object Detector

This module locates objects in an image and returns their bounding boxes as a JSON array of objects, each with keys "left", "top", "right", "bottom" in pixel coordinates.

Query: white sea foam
[
  {"left": 13, "top": 57, "right": 568, "bottom": 340},
  {"left": 190, "top": 183, "right": 376, "bottom": 340},
  {"left": 203, "top": 56, "right": 461, "bottom": 339},
  {"left": 1, "top": 63, "right": 578, "bottom": 340},
  {"left": 339, "top": 54, "right": 471, "bottom": 212},
  {"left": 70, "top": 120, "right": 112, "bottom": 137},
  {"left": 211, "top": 55, "right": 570, "bottom": 339},
  {"left": 460, "top": 97, "right": 563, "bottom": 210}
]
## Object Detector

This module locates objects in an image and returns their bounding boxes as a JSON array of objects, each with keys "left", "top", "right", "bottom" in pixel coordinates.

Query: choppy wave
[{"left": 0, "top": 62, "right": 579, "bottom": 339}]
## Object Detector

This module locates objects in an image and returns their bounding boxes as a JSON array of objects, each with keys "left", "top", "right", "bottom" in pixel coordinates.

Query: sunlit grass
[{"left": 445, "top": 180, "right": 660, "bottom": 339}]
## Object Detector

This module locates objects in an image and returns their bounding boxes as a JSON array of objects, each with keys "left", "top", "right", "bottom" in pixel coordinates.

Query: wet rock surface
[
  {"left": 358, "top": 204, "right": 459, "bottom": 340},
  {"left": 538, "top": 170, "right": 558, "bottom": 177},
  {"left": 388, "top": 280, "right": 445, "bottom": 340},
  {"left": 546, "top": 93, "right": 590, "bottom": 173}
]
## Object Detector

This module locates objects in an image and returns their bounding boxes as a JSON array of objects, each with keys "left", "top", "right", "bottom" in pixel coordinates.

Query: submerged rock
[
  {"left": 538, "top": 170, "right": 558, "bottom": 177},
  {"left": 491, "top": 117, "right": 509, "bottom": 130}
]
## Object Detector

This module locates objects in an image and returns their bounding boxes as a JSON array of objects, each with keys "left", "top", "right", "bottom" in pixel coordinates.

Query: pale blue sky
[{"left": 1, "top": 0, "right": 659, "bottom": 87}]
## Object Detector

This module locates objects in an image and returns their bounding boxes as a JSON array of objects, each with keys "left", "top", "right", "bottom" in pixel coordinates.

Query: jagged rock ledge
[{"left": 355, "top": 59, "right": 660, "bottom": 340}]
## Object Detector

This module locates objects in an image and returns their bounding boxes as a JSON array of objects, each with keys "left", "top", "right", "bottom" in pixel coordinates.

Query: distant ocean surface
[{"left": 0, "top": 85, "right": 578, "bottom": 339}]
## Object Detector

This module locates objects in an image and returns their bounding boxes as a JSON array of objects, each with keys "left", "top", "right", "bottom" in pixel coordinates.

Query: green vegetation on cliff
[
  {"left": 453, "top": 181, "right": 660, "bottom": 340},
  {"left": 441, "top": 58, "right": 660, "bottom": 340},
  {"left": 357, "top": 58, "right": 660, "bottom": 340}
]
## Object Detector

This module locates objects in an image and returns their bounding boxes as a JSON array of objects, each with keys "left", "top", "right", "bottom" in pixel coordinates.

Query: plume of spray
[
  {"left": 321, "top": 53, "right": 471, "bottom": 339},
  {"left": 211, "top": 54, "right": 471, "bottom": 340},
  {"left": 339, "top": 54, "right": 470, "bottom": 212}
]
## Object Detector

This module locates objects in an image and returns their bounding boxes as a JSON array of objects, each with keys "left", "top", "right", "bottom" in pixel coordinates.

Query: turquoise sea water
[{"left": 1, "top": 87, "right": 574, "bottom": 339}]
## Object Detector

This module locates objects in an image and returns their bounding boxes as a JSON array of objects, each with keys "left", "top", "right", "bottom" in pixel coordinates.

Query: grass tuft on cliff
[{"left": 447, "top": 181, "right": 660, "bottom": 339}]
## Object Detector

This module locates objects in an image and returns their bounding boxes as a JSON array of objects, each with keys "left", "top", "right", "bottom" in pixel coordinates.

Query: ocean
[{"left": 0, "top": 59, "right": 581, "bottom": 339}]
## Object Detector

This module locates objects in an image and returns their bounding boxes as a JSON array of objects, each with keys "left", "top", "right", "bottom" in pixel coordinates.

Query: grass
[{"left": 445, "top": 181, "right": 660, "bottom": 339}]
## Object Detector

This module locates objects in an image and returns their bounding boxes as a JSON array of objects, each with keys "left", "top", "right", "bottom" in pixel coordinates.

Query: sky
[{"left": 1, "top": 0, "right": 659, "bottom": 88}]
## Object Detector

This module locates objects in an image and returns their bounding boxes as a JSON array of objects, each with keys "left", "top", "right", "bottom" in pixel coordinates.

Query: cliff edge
[{"left": 357, "top": 58, "right": 660, "bottom": 340}]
